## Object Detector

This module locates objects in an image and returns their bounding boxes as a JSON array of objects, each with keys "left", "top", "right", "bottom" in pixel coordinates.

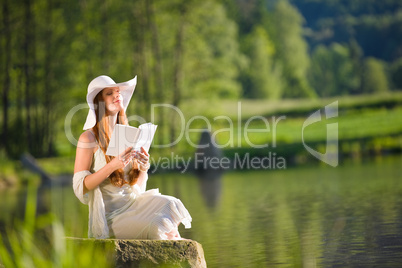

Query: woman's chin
[{"left": 107, "top": 103, "right": 124, "bottom": 114}]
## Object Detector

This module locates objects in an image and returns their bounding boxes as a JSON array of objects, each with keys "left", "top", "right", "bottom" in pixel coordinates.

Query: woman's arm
[{"left": 74, "top": 131, "right": 134, "bottom": 194}]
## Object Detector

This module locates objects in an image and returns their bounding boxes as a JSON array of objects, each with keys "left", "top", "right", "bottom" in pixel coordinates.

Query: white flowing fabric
[{"left": 72, "top": 147, "right": 192, "bottom": 239}]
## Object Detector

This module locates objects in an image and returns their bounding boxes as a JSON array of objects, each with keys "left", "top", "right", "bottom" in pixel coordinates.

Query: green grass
[
  {"left": 198, "top": 106, "right": 402, "bottom": 148},
  {"left": 181, "top": 91, "right": 402, "bottom": 119},
  {"left": 0, "top": 150, "right": 18, "bottom": 175},
  {"left": 170, "top": 92, "right": 402, "bottom": 151},
  {"left": 176, "top": 97, "right": 402, "bottom": 161},
  {"left": 0, "top": 179, "right": 113, "bottom": 268},
  {"left": 36, "top": 156, "right": 76, "bottom": 175}
]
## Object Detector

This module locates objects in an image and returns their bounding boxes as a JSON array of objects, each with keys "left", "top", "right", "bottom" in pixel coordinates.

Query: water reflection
[
  {"left": 194, "top": 169, "right": 223, "bottom": 209},
  {"left": 194, "top": 130, "right": 224, "bottom": 209},
  {"left": 321, "top": 209, "right": 402, "bottom": 266}
]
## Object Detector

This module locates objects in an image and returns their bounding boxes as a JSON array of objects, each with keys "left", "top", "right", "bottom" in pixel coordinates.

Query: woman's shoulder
[
  {"left": 79, "top": 130, "right": 96, "bottom": 142},
  {"left": 77, "top": 130, "right": 98, "bottom": 150}
]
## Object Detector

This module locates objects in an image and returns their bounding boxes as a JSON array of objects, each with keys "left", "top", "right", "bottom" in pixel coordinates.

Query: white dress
[{"left": 72, "top": 146, "right": 192, "bottom": 239}]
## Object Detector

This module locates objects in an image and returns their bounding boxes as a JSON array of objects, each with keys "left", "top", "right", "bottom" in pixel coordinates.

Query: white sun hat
[{"left": 83, "top": 75, "right": 137, "bottom": 130}]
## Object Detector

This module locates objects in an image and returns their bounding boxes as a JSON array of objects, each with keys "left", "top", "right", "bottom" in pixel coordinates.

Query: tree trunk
[
  {"left": 170, "top": 5, "right": 186, "bottom": 143},
  {"left": 79, "top": 0, "right": 94, "bottom": 81},
  {"left": 131, "top": 0, "right": 150, "bottom": 118},
  {"left": 101, "top": 0, "right": 110, "bottom": 73},
  {"left": 23, "top": 0, "right": 33, "bottom": 154},
  {"left": 43, "top": 0, "right": 53, "bottom": 156},
  {"left": 146, "top": 0, "right": 165, "bottom": 144},
  {"left": 1, "top": 0, "right": 11, "bottom": 154}
]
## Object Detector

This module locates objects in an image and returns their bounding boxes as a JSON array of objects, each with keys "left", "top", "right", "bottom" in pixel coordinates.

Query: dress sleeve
[
  {"left": 72, "top": 170, "right": 92, "bottom": 204},
  {"left": 72, "top": 170, "right": 110, "bottom": 238},
  {"left": 139, "top": 172, "right": 148, "bottom": 193}
]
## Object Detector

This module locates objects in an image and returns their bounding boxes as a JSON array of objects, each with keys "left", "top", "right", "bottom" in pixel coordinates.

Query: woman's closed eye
[{"left": 106, "top": 89, "right": 120, "bottom": 96}]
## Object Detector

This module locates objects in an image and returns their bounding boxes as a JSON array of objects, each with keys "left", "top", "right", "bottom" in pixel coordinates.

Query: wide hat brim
[{"left": 83, "top": 75, "right": 137, "bottom": 130}]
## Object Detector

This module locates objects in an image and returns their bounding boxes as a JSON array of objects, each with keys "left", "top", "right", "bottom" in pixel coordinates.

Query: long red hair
[{"left": 91, "top": 91, "right": 140, "bottom": 187}]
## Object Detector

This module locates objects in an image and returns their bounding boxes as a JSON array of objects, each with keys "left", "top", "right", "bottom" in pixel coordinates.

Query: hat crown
[
  {"left": 88, "top": 75, "right": 116, "bottom": 93},
  {"left": 83, "top": 75, "right": 137, "bottom": 130}
]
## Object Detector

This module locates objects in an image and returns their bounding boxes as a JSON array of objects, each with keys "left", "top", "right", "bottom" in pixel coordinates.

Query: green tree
[
  {"left": 220, "top": 0, "right": 269, "bottom": 35},
  {"left": 348, "top": 39, "right": 364, "bottom": 95},
  {"left": 361, "top": 57, "right": 389, "bottom": 93},
  {"left": 390, "top": 57, "right": 402, "bottom": 90},
  {"left": 182, "top": 0, "right": 243, "bottom": 100},
  {"left": 268, "top": 0, "right": 316, "bottom": 98},
  {"left": 136, "top": 0, "right": 244, "bottom": 144},
  {"left": 242, "top": 26, "right": 283, "bottom": 99},
  {"left": 309, "top": 43, "right": 360, "bottom": 97}
]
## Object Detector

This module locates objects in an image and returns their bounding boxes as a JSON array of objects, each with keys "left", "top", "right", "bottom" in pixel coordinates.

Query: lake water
[{"left": 1, "top": 155, "right": 402, "bottom": 267}]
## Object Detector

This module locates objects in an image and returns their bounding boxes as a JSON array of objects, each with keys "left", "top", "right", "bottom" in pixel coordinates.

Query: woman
[{"left": 72, "top": 75, "right": 192, "bottom": 239}]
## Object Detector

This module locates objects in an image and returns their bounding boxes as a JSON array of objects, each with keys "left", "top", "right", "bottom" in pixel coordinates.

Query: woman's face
[{"left": 102, "top": 87, "right": 124, "bottom": 115}]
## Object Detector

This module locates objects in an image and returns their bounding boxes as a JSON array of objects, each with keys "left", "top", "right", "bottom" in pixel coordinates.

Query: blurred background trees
[{"left": 1, "top": 0, "right": 402, "bottom": 158}]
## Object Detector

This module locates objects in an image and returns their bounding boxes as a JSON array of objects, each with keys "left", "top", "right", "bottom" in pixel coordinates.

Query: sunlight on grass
[{"left": 0, "top": 178, "right": 113, "bottom": 268}]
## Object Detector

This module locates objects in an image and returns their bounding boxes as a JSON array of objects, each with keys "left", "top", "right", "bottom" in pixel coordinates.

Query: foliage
[
  {"left": 268, "top": 0, "right": 316, "bottom": 98},
  {"left": 241, "top": 26, "right": 282, "bottom": 99},
  {"left": 361, "top": 57, "right": 389, "bottom": 94},
  {"left": 0, "top": 178, "right": 113, "bottom": 267},
  {"left": 182, "top": 1, "right": 244, "bottom": 100},
  {"left": 390, "top": 57, "right": 402, "bottom": 90},
  {"left": 309, "top": 43, "right": 360, "bottom": 97},
  {"left": 0, "top": 0, "right": 244, "bottom": 158},
  {"left": 291, "top": 0, "right": 402, "bottom": 61}
]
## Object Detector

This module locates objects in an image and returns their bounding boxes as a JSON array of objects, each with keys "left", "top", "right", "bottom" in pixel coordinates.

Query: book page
[
  {"left": 105, "top": 124, "right": 140, "bottom": 156},
  {"left": 105, "top": 123, "right": 157, "bottom": 156},
  {"left": 137, "top": 123, "right": 158, "bottom": 152}
]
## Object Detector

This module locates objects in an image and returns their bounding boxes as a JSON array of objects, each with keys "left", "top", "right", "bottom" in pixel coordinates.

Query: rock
[{"left": 65, "top": 237, "right": 207, "bottom": 268}]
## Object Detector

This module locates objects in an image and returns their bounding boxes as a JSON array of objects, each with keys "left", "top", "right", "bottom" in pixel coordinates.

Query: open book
[{"left": 105, "top": 123, "right": 158, "bottom": 156}]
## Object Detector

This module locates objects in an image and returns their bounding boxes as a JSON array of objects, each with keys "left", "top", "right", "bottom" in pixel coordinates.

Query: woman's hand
[
  {"left": 110, "top": 146, "right": 135, "bottom": 170},
  {"left": 135, "top": 147, "right": 150, "bottom": 172}
]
